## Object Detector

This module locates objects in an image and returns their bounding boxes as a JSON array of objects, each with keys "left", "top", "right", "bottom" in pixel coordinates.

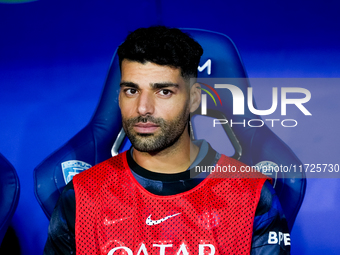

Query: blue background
[{"left": 1, "top": 0, "right": 340, "bottom": 254}]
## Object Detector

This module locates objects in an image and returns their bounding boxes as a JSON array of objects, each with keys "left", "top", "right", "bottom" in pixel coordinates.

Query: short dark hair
[{"left": 117, "top": 26, "right": 203, "bottom": 79}]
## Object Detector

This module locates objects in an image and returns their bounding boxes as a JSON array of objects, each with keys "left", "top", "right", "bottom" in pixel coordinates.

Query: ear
[{"left": 189, "top": 83, "right": 201, "bottom": 113}]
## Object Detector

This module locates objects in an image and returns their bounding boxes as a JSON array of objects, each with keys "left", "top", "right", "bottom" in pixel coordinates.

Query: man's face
[{"left": 119, "top": 60, "right": 191, "bottom": 153}]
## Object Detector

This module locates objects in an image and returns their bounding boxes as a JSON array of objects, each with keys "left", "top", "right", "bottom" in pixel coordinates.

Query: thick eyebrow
[
  {"left": 120, "top": 82, "right": 139, "bottom": 88},
  {"left": 120, "top": 82, "right": 179, "bottom": 89},
  {"left": 151, "top": 82, "right": 179, "bottom": 89}
]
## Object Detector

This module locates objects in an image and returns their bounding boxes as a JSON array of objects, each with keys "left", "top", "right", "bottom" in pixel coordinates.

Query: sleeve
[
  {"left": 250, "top": 180, "right": 291, "bottom": 255},
  {"left": 43, "top": 181, "right": 76, "bottom": 255}
]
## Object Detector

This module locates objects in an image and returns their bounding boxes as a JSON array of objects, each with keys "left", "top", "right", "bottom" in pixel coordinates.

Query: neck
[{"left": 132, "top": 131, "right": 199, "bottom": 174}]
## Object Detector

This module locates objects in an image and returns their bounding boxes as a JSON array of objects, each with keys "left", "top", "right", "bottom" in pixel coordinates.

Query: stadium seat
[
  {"left": 0, "top": 153, "right": 20, "bottom": 245},
  {"left": 34, "top": 28, "right": 306, "bottom": 231}
]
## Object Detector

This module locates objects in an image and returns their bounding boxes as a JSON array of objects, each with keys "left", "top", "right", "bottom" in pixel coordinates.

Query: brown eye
[
  {"left": 126, "top": 88, "right": 138, "bottom": 95},
  {"left": 159, "top": 89, "right": 172, "bottom": 96}
]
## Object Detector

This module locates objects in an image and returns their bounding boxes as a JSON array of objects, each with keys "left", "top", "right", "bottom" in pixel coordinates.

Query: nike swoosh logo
[{"left": 146, "top": 213, "right": 181, "bottom": 226}]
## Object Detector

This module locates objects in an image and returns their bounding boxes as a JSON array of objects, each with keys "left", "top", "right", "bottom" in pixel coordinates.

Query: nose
[{"left": 137, "top": 91, "right": 155, "bottom": 116}]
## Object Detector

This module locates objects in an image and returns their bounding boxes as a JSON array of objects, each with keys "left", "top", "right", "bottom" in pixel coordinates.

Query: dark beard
[{"left": 122, "top": 110, "right": 189, "bottom": 153}]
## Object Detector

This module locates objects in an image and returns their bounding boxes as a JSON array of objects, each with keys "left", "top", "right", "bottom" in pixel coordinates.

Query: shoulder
[
  {"left": 73, "top": 152, "right": 128, "bottom": 182},
  {"left": 217, "top": 154, "right": 248, "bottom": 167},
  {"left": 213, "top": 154, "right": 270, "bottom": 181}
]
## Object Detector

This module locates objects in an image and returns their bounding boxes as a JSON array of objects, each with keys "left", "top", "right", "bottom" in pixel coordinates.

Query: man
[{"left": 44, "top": 26, "right": 290, "bottom": 254}]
